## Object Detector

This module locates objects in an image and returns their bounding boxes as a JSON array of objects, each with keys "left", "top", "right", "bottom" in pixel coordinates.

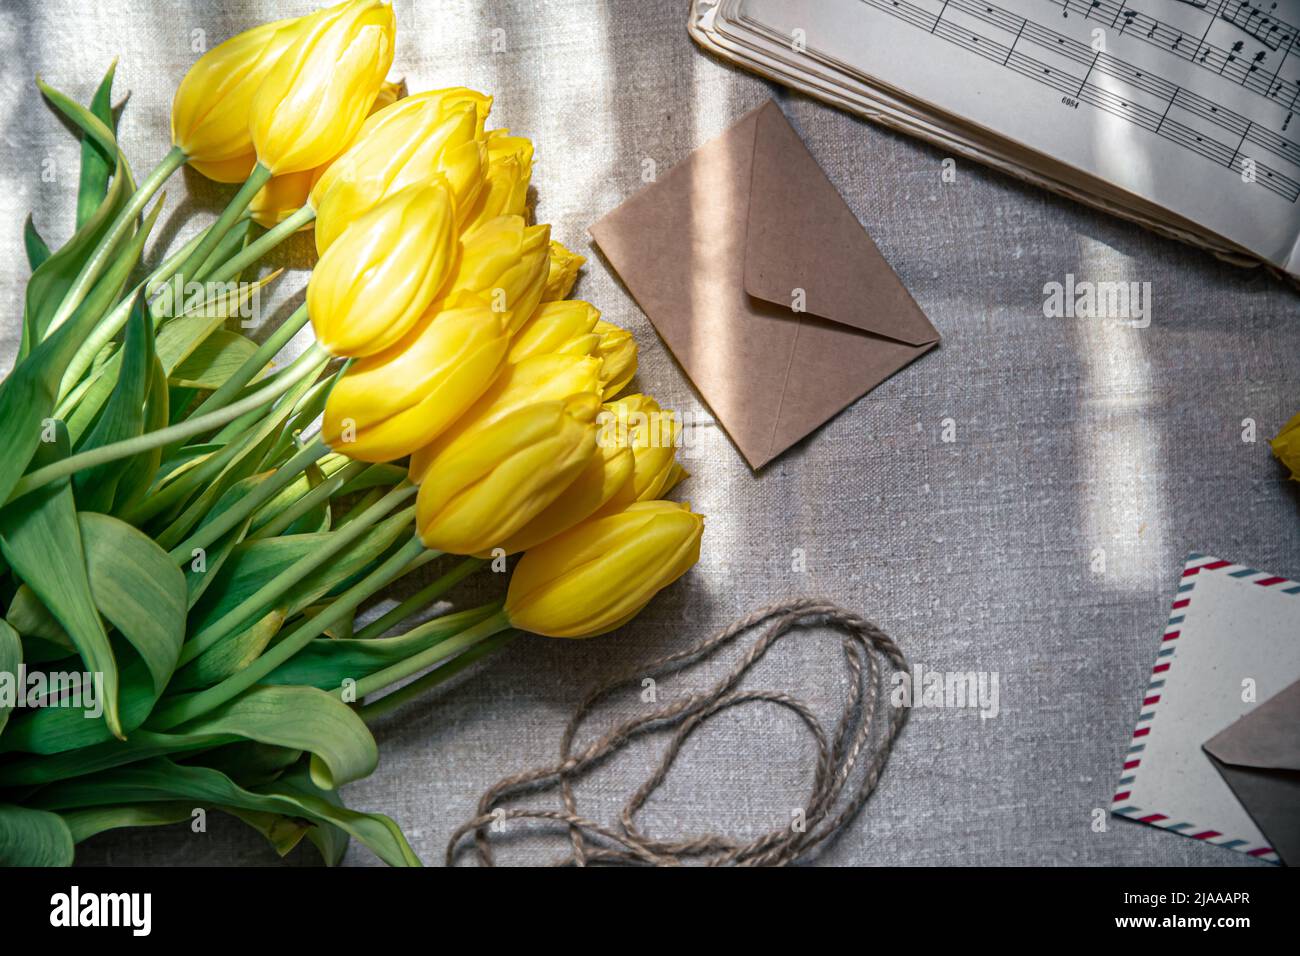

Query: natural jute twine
[{"left": 446, "top": 597, "right": 911, "bottom": 866}]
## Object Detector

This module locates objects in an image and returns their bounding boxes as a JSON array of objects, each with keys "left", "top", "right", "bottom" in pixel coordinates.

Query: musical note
[
  {"left": 1221, "top": 0, "right": 1287, "bottom": 50},
  {"left": 854, "top": 0, "right": 1300, "bottom": 205}
]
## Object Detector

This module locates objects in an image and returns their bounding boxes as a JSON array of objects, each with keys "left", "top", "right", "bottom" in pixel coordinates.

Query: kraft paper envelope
[
  {"left": 589, "top": 99, "right": 939, "bottom": 469},
  {"left": 1203, "top": 679, "right": 1300, "bottom": 867}
]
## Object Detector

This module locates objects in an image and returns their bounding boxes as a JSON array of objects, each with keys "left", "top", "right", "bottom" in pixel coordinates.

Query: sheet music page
[{"left": 736, "top": 0, "right": 1300, "bottom": 273}]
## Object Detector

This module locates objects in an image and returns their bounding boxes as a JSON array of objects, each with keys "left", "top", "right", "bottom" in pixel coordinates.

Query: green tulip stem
[
  {"left": 167, "top": 437, "right": 331, "bottom": 563},
  {"left": 154, "top": 533, "right": 433, "bottom": 730},
  {"left": 358, "top": 631, "right": 519, "bottom": 724},
  {"left": 175, "top": 485, "right": 419, "bottom": 669},
  {"left": 353, "top": 557, "right": 491, "bottom": 642},
  {"left": 160, "top": 163, "right": 273, "bottom": 307},
  {"left": 247, "top": 459, "right": 370, "bottom": 541},
  {"left": 54, "top": 215, "right": 213, "bottom": 410},
  {"left": 188, "top": 302, "right": 313, "bottom": 423},
  {"left": 199, "top": 204, "right": 316, "bottom": 286},
  {"left": 44, "top": 145, "right": 188, "bottom": 337},
  {"left": 349, "top": 609, "right": 513, "bottom": 702},
  {"left": 336, "top": 486, "right": 387, "bottom": 527},
  {"left": 8, "top": 342, "right": 329, "bottom": 505}
]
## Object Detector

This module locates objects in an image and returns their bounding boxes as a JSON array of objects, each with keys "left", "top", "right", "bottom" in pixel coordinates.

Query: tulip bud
[
  {"left": 322, "top": 306, "right": 509, "bottom": 462},
  {"left": 505, "top": 500, "right": 704, "bottom": 638},
  {"left": 445, "top": 216, "right": 551, "bottom": 334},
  {"left": 250, "top": 0, "right": 396, "bottom": 176},
  {"left": 247, "top": 169, "right": 317, "bottom": 229},
  {"left": 1271, "top": 412, "right": 1300, "bottom": 481},
  {"left": 593, "top": 320, "right": 637, "bottom": 399},
  {"left": 416, "top": 393, "right": 601, "bottom": 555},
  {"left": 541, "top": 240, "right": 586, "bottom": 302},
  {"left": 172, "top": 17, "right": 302, "bottom": 182},
  {"left": 308, "top": 181, "right": 457, "bottom": 357},
  {"left": 494, "top": 435, "right": 635, "bottom": 555},
  {"left": 310, "top": 89, "right": 491, "bottom": 250},
  {"left": 597, "top": 394, "right": 681, "bottom": 505},
  {"left": 408, "top": 352, "right": 603, "bottom": 482},
  {"left": 463, "top": 129, "right": 534, "bottom": 231},
  {"left": 508, "top": 300, "right": 601, "bottom": 364},
  {"left": 369, "top": 76, "right": 407, "bottom": 112},
  {"left": 662, "top": 461, "right": 689, "bottom": 495},
  {"left": 248, "top": 79, "right": 406, "bottom": 229}
]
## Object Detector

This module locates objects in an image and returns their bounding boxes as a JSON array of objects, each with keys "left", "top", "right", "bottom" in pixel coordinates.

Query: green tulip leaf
[
  {"left": 153, "top": 270, "right": 282, "bottom": 375},
  {"left": 184, "top": 685, "right": 379, "bottom": 790},
  {"left": 0, "top": 428, "right": 120, "bottom": 739},
  {"left": 183, "top": 473, "right": 268, "bottom": 610},
  {"left": 264, "top": 605, "right": 499, "bottom": 691},
  {"left": 0, "top": 168, "right": 138, "bottom": 509},
  {"left": 0, "top": 683, "right": 376, "bottom": 791},
  {"left": 60, "top": 802, "right": 310, "bottom": 861},
  {"left": 0, "top": 620, "right": 21, "bottom": 736},
  {"left": 76, "top": 62, "right": 119, "bottom": 231},
  {"left": 0, "top": 803, "right": 75, "bottom": 866},
  {"left": 169, "top": 608, "right": 284, "bottom": 693},
  {"left": 196, "top": 740, "right": 303, "bottom": 787},
  {"left": 60, "top": 802, "right": 193, "bottom": 844},
  {"left": 23, "top": 215, "right": 52, "bottom": 272},
  {"left": 109, "top": 354, "right": 170, "bottom": 516},
  {"left": 31, "top": 758, "right": 419, "bottom": 866},
  {"left": 79, "top": 512, "right": 186, "bottom": 697},
  {"left": 1, "top": 657, "right": 154, "bottom": 756},
  {"left": 21, "top": 79, "right": 131, "bottom": 361},
  {"left": 221, "top": 807, "right": 310, "bottom": 857},
  {"left": 6, "top": 584, "right": 74, "bottom": 651},
  {"left": 170, "top": 330, "right": 262, "bottom": 390},
  {"left": 36, "top": 76, "right": 117, "bottom": 157},
  {"left": 73, "top": 293, "right": 154, "bottom": 512}
]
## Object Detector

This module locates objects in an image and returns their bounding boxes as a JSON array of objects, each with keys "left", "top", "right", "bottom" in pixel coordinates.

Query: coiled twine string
[{"left": 445, "top": 597, "right": 911, "bottom": 866}]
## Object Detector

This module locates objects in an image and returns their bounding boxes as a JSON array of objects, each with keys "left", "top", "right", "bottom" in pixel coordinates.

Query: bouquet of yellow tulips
[{"left": 0, "top": 0, "right": 703, "bottom": 866}]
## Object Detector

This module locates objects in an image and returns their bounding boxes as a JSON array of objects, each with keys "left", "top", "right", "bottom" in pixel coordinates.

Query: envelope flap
[
  {"left": 1203, "top": 679, "right": 1300, "bottom": 772},
  {"left": 743, "top": 101, "right": 938, "bottom": 348}
]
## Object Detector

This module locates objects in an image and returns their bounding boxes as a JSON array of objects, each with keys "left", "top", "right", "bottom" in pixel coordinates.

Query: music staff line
[
  {"left": 859, "top": 0, "right": 1300, "bottom": 200},
  {"left": 1211, "top": 0, "right": 1298, "bottom": 54},
  {"left": 1048, "top": 0, "right": 1300, "bottom": 112},
  {"left": 1021, "top": 0, "right": 1300, "bottom": 163}
]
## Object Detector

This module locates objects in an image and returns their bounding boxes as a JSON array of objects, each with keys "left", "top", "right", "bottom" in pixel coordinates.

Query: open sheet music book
[{"left": 690, "top": 0, "right": 1300, "bottom": 280}]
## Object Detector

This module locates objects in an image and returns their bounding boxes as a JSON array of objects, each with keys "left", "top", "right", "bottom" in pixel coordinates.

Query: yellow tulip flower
[
  {"left": 445, "top": 215, "right": 551, "bottom": 334},
  {"left": 1271, "top": 411, "right": 1300, "bottom": 481},
  {"left": 493, "top": 433, "right": 635, "bottom": 556},
  {"left": 662, "top": 461, "right": 690, "bottom": 495},
  {"left": 504, "top": 500, "right": 704, "bottom": 638},
  {"left": 369, "top": 76, "right": 408, "bottom": 113},
  {"left": 593, "top": 320, "right": 637, "bottom": 399},
  {"left": 250, "top": 0, "right": 396, "bottom": 176},
  {"left": 248, "top": 168, "right": 318, "bottom": 229},
  {"left": 322, "top": 306, "right": 509, "bottom": 461},
  {"left": 595, "top": 394, "right": 681, "bottom": 505},
  {"left": 310, "top": 89, "right": 491, "bottom": 250},
  {"left": 172, "top": 17, "right": 302, "bottom": 182},
  {"left": 463, "top": 129, "right": 534, "bottom": 231},
  {"left": 508, "top": 300, "right": 601, "bottom": 364},
  {"left": 541, "top": 240, "right": 586, "bottom": 302},
  {"left": 408, "top": 352, "right": 602, "bottom": 482},
  {"left": 248, "top": 79, "right": 406, "bottom": 229},
  {"left": 415, "top": 393, "right": 601, "bottom": 555},
  {"left": 307, "top": 181, "right": 456, "bottom": 357}
]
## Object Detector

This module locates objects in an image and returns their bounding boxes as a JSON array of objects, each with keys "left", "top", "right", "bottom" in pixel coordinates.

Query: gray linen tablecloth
[{"left": 1, "top": 0, "right": 1296, "bottom": 866}]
